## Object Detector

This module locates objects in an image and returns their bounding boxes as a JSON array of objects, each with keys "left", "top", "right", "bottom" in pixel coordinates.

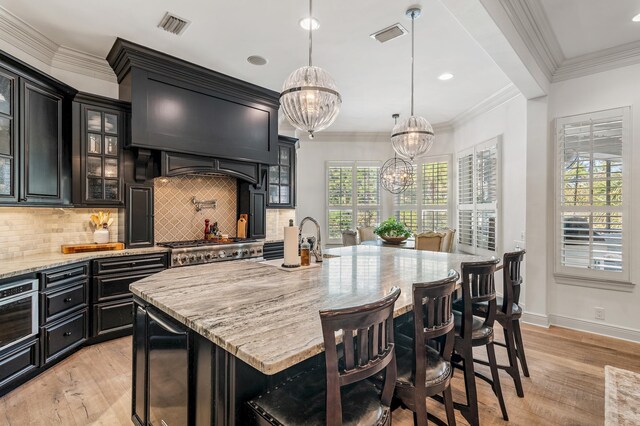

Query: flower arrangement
[
  {"left": 374, "top": 217, "right": 412, "bottom": 244},
  {"left": 90, "top": 211, "right": 114, "bottom": 229}
]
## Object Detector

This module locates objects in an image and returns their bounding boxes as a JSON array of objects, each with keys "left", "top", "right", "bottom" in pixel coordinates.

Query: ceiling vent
[
  {"left": 370, "top": 23, "right": 408, "bottom": 43},
  {"left": 158, "top": 12, "right": 191, "bottom": 36}
]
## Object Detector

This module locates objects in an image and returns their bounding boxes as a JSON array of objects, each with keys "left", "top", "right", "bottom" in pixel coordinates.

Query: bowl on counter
[{"left": 379, "top": 235, "right": 409, "bottom": 245}]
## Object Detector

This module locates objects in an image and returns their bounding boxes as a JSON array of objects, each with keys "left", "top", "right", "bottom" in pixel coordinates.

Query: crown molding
[
  {"left": 552, "top": 40, "right": 640, "bottom": 82},
  {"left": 450, "top": 84, "right": 521, "bottom": 128},
  {"left": 0, "top": 6, "right": 116, "bottom": 83}
]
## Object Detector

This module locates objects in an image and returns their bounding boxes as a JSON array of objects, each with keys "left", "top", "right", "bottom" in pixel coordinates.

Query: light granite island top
[{"left": 130, "top": 245, "right": 493, "bottom": 375}]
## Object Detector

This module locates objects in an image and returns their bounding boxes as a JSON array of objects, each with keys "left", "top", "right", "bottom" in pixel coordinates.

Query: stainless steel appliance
[
  {"left": 0, "top": 278, "right": 39, "bottom": 353},
  {"left": 157, "top": 238, "right": 264, "bottom": 268}
]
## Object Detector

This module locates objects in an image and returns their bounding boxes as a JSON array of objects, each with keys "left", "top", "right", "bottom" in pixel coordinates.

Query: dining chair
[
  {"left": 439, "top": 229, "right": 457, "bottom": 253},
  {"left": 246, "top": 287, "right": 401, "bottom": 425},
  {"left": 341, "top": 230, "right": 358, "bottom": 246},
  {"left": 394, "top": 270, "right": 459, "bottom": 426},
  {"left": 415, "top": 232, "right": 446, "bottom": 252},
  {"left": 467, "top": 250, "right": 529, "bottom": 396},
  {"left": 451, "top": 258, "right": 508, "bottom": 426},
  {"left": 357, "top": 226, "right": 377, "bottom": 243}
]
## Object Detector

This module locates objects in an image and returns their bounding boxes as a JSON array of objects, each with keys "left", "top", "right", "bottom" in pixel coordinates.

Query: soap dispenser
[{"left": 300, "top": 238, "right": 311, "bottom": 266}]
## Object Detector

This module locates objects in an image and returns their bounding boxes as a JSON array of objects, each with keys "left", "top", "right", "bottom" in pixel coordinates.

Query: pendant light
[
  {"left": 391, "top": 7, "right": 435, "bottom": 160},
  {"left": 380, "top": 114, "right": 415, "bottom": 194},
  {"left": 280, "top": 0, "right": 342, "bottom": 139}
]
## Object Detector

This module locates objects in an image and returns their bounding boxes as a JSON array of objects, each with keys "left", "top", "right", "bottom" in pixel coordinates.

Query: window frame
[
  {"left": 326, "top": 160, "right": 382, "bottom": 244},
  {"left": 554, "top": 107, "right": 632, "bottom": 287},
  {"left": 393, "top": 155, "right": 453, "bottom": 235},
  {"left": 456, "top": 137, "right": 502, "bottom": 256}
]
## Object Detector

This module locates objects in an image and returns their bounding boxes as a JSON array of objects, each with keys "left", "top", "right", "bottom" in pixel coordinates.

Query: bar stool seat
[
  {"left": 453, "top": 311, "right": 494, "bottom": 341},
  {"left": 395, "top": 343, "right": 451, "bottom": 387},
  {"left": 247, "top": 368, "right": 389, "bottom": 425},
  {"left": 454, "top": 297, "right": 523, "bottom": 318}
]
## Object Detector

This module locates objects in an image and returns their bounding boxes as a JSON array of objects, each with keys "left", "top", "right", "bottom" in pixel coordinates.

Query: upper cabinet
[
  {"left": 267, "top": 136, "right": 297, "bottom": 208},
  {"left": 72, "top": 93, "right": 129, "bottom": 206},
  {"left": 0, "top": 53, "right": 75, "bottom": 206}
]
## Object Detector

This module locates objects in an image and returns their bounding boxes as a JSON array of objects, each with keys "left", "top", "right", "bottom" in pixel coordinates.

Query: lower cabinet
[
  {"left": 263, "top": 241, "right": 284, "bottom": 260},
  {"left": 0, "top": 339, "right": 39, "bottom": 390},
  {"left": 41, "top": 308, "right": 88, "bottom": 364},
  {"left": 92, "top": 299, "right": 134, "bottom": 338}
]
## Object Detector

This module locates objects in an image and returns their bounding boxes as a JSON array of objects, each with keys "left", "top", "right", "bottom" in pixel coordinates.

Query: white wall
[
  {"left": 296, "top": 130, "right": 454, "bottom": 243},
  {"left": 544, "top": 63, "right": 640, "bottom": 340}
]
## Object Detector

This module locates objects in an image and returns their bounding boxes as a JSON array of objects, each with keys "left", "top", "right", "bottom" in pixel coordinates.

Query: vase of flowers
[
  {"left": 373, "top": 217, "right": 412, "bottom": 244},
  {"left": 90, "top": 211, "right": 113, "bottom": 244}
]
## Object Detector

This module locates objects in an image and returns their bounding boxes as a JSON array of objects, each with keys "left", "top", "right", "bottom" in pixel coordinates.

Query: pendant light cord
[
  {"left": 410, "top": 11, "right": 415, "bottom": 116},
  {"left": 308, "top": 0, "right": 313, "bottom": 67}
]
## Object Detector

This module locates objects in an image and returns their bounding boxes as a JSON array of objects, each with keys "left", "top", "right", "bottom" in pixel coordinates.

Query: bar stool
[
  {"left": 246, "top": 287, "right": 401, "bottom": 425},
  {"left": 470, "top": 250, "right": 529, "bottom": 396},
  {"left": 393, "top": 270, "right": 459, "bottom": 425},
  {"left": 452, "top": 258, "right": 508, "bottom": 426}
]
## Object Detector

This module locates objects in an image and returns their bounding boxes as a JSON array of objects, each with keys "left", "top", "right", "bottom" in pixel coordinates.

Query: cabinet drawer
[
  {"left": 42, "top": 281, "right": 88, "bottom": 323},
  {"left": 93, "top": 270, "right": 162, "bottom": 303},
  {"left": 42, "top": 309, "right": 88, "bottom": 364},
  {"left": 93, "top": 299, "right": 133, "bottom": 337},
  {"left": 93, "top": 254, "right": 167, "bottom": 276},
  {"left": 0, "top": 339, "right": 39, "bottom": 389},
  {"left": 42, "top": 263, "right": 88, "bottom": 289}
]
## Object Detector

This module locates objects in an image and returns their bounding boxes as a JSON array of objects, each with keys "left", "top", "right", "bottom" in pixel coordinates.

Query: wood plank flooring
[{"left": 1, "top": 323, "right": 639, "bottom": 425}]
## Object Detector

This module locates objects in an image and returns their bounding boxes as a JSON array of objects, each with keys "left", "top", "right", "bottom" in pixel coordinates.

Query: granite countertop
[
  {"left": 130, "top": 246, "right": 492, "bottom": 375},
  {"left": 0, "top": 246, "right": 169, "bottom": 280}
]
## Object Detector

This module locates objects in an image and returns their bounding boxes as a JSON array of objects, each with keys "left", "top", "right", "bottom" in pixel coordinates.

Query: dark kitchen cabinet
[
  {"left": 72, "top": 93, "right": 129, "bottom": 206},
  {"left": 263, "top": 241, "right": 285, "bottom": 260},
  {"left": 0, "top": 338, "right": 39, "bottom": 391},
  {"left": 126, "top": 184, "right": 154, "bottom": 248},
  {"left": 267, "top": 136, "right": 297, "bottom": 208},
  {"left": 0, "top": 51, "right": 75, "bottom": 207},
  {"left": 0, "top": 66, "right": 18, "bottom": 202},
  {"left": 238, "top": 167, "right": 267, "bottom": 239}
]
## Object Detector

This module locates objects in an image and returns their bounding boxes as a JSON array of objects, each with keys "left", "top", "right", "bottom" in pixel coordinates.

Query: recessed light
[
  {"left": 247, "top": 55, "right": 268, "bottom": 66},
  {"left": 633, "top": 13, "right": 640, "bottom": 22},
  {"left": 438, "top": 72, "right": 454, "bottom": 81},
  {"left": 299, "top": 17, "right": 320, "bottom": 30}
]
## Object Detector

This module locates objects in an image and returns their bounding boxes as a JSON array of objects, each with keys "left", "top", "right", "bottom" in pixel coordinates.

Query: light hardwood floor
[{"left": 1, "top": 324, "right": 639, "bottom": 425}]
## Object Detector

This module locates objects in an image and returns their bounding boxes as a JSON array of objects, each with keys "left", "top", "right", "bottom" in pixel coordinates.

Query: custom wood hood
[{"left": 106, "top": 38, "right": 279, "bottom": 168}]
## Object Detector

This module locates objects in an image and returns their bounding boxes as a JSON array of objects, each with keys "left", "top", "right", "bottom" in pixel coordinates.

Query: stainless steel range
[{"left": 157, "top": 238, "right": 264, "bottom": 268}]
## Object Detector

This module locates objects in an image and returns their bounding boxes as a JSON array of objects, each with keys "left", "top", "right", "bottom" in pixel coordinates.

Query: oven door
[{"left": 0, "top": 280, "right": 39, "bottom": 353}]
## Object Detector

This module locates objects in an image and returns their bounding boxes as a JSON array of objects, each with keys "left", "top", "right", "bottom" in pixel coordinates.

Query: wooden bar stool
[
  {"left": 451, "top": 258, "right": 508, "bottom": 426},
  {"left": 393, "top": 270, "right": 459, "bottom": 426},
  {"left": 470, "top": 250, "right": 529, "bottom": 396},
  {"left": 246, "top": 287, "right": 401, "bottom": 425}
]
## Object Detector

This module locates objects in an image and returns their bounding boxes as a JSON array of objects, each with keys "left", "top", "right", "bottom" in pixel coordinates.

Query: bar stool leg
[
  {"left": 443, "top": 386, "right": 456, "bottom": 426},
  {"left": 487, "top": 342, "right": 509, "bottom": 421},
  {"left": 462, "top": 347, "right": 480, "bottom": 426},
  {"left": 513, "top": 319, "right": 530, "bottom": 377},
  {"left": 503, "top": 320, "right": 525, "bottom": 397}
]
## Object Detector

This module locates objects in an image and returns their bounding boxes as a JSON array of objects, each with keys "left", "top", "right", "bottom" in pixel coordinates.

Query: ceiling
[
  {"left": 539, "top": 0, "right": 640, "bottom": 59},
  {"left": 0, "top": 0, "right": 512, "bottom": 132}
]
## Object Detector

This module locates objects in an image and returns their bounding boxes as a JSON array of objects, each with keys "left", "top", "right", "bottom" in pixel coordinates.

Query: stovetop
[
  {"left": 157, "top": 238, "right": 264, "bottom": 267},
  {"left": 157, "top": 238, "right": 257, "bottom": 249}
]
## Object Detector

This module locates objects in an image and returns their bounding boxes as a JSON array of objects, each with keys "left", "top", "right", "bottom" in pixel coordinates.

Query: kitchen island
[{"left": 129, "top": 245, "right": 491, "bottom": 426}]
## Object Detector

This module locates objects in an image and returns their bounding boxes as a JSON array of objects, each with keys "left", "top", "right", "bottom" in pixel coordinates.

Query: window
[
  {"left": 457, "top": 138, "right": 500, "bottom": 255},
  {"left": 555, "top": 107, "right": 630, "bottom": 283},
  {"left": 393, "top": 157, "right": 452, "bottom": 234},
  {"left": 326, "top": 162, "right": 381, "bottom": 243}
]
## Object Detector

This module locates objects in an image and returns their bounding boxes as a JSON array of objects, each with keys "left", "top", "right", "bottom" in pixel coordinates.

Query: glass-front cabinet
[
  {"left": 73, "top": 94, "right": 129, "bottom": 206},
  {"left": 267, "top": 135, "right": 297, "bottom": 208},
  {"left": 0, "top": 66, "right": 17, "bottom": 202}
]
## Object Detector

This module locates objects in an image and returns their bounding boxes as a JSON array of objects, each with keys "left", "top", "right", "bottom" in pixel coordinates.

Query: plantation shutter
[
  {"left": 556, "top": 107, "right": 629, "bottom": 281},
  {"left": 327, "top": 165, "right": 353, "bottom": 241},
  {"left": 457, "top": 151, "right": 474, "bottom": 251},
  {"left": 356, "top": 166, "right": 381, "bottom": 227},
  {"left": 422, "top": 161, "right": 449, "bottom": 231}
]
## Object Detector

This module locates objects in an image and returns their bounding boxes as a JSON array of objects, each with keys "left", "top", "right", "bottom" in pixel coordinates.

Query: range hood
[{"left": 106, "top": 38, "right": 280, "bottom": 177}]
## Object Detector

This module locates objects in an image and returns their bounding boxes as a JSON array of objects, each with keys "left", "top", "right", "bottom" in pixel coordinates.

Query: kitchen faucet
[{"left": 299, "top": 216, "right": 323, "bottom": 262}]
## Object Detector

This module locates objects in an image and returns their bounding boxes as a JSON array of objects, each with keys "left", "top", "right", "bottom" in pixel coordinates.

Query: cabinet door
[
  {"left": 0, "top": 66, "right": 18, "bottom": 203},
  {"left": 251, "top": 190, "right": 266, "bottom": 239},
  {"left": 267, "top": 137, "right": 296, "bottom": 208},
  {"left": 126, "top": 184, "right": 154, "bottom": 248},
  {"left": 21, "top": 80, "right": 65, "bottom": 204}
]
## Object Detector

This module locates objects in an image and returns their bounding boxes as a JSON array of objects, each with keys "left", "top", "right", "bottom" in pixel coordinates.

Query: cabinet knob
[
  {"left": 63, "top": 331, "right": 72, "bottom": 337},
  {"left": 63, "top": 297, "right": 72, "bottom": 303}
]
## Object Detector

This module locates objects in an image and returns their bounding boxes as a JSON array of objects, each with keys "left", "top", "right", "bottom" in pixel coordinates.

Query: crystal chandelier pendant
[
  {"left": 280, "top": 0, "right": 342, "bottom": 139},
  {"left": 391, "top": 7, "right": 435, "bottom": 160}
]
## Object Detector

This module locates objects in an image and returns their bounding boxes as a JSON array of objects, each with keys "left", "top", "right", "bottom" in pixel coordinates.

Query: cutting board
[{"left": 61, "top": 242, "right": 125, "bottom": 254}]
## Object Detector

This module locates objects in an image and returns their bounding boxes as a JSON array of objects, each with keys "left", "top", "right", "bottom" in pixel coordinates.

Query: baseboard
[
  {"left": 548, "top": 314, "right": 640, "bottom": 343},
  {"left": 522, "top": 311, "right": 550, "bottom": 328}
]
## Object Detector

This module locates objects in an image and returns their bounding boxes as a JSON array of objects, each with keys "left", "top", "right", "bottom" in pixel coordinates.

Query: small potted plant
[
  {"left": 374, "top": 217, "right": 412, "bottom": 244},
  {"left": 90, "top": 211, "right": 114, "bottom": 244}
]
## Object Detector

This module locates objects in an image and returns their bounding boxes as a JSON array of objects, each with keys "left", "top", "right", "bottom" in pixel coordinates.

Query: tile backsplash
[
  {"left": 266, "top": 209, "right": 296, "bottom": 241},
  {"left": 154, "top": 175, "right": 237, "bottom": 242},
  {"left": 0, "top": 207, "right": 120, "bottom": 260}
]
